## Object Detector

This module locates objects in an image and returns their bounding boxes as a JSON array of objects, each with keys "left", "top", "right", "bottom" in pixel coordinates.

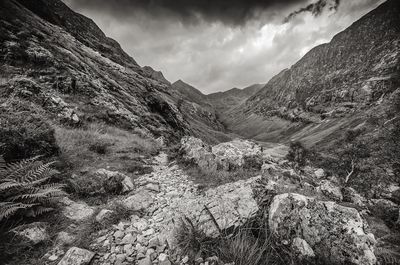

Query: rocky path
[{"left": 90, "top": 152, "right": 259, "bottom": 265}]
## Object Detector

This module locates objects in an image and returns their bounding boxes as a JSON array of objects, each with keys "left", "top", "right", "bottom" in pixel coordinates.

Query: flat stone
[
  {"left": 57, "top": 247, "right": 95, "bottom": 265},
  {"left": 137, "top": 256, "right": 152, "bottom": 265}
]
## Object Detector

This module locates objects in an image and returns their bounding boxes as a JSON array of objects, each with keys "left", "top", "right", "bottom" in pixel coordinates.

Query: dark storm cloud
[
  {"left": 66, "top": 0, "right": 382, "bottom": 93},
  {"left": 67, "top": 0, "right": 311, "bottom": 25},
  {"left": 284, "top": 0, "right": 340, "bottom": 22}
]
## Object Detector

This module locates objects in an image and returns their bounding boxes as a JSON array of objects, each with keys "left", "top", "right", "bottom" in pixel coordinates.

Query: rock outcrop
[
  {"left": 180, "top": 136, "right": 263, "bottom": 171},
  {"left": 269, "top": 193, "right": 377, "bottom": 265}
]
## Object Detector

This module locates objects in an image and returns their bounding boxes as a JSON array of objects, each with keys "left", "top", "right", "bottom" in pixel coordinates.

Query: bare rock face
[
  {"left": 268, "top": 193, "right": 377, "bottom": 265},
  {"left": 212, "top": 139, "right": 263, "bottom": 170},
  {"left": 180, "top": 136, "right": 263, "bottom": 171},
  {"left": 180, "top": 136, "right": 217, "bottom": 171},
  {"left": 57, "top": 247, "right": 94, "bottom": 265}
]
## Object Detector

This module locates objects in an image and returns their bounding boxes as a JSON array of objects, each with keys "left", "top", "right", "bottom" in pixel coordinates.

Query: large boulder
[
  {"left": 212, "top": 139, "right": 263, "bottom": 170},
  {"left": 180, "top": 136, "right": 217, "bottom": 170},
  {"left": 268, "top": 193, "right": 376, "bottom": 265}
]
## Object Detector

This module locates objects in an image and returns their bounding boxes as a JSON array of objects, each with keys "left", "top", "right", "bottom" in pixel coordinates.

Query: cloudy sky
[{"left": 64, "top": 0, "right": 383, "bottom": 94}]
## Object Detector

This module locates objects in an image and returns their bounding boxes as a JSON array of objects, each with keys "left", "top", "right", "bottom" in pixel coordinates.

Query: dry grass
[
  {"left": 55, "top": 123, "right": 159, "bottom": 172},
  {"left": 175, "top": 214, "right": 294, "bottom": 265}
]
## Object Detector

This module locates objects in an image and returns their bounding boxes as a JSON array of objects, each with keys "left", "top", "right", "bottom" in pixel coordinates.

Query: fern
[
  {"left": 375, "top": 247, "right": 400, "bottom": 265},
  {"left": 0, "top": 156, "right": 65, "bottom": 222}
]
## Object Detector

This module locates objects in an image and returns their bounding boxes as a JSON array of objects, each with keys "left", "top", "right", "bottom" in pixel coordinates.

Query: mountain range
[{"left": 1, "top": 0, "right": 399, "bottom": 147}]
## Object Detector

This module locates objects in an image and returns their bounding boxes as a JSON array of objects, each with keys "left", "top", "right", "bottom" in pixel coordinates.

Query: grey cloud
[
  {"left": 67, "top": 0, "right": 310, "bottom": 25},
  {"left": 284, "top": 0, "right": 340, "bottom": 22}
]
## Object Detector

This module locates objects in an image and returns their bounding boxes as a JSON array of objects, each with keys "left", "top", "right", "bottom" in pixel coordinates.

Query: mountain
[
  {"left": 170, "top": 80, "right": 231, "bottom": 143},
  {"left": 0, "top": 0, "right": 224, "bottom": 142},
  {"left": 221, "top": 0, "right": 400, "bottom": 146},
  {"left": 207, "top": 83, "right": 264, "bottom": 123}
]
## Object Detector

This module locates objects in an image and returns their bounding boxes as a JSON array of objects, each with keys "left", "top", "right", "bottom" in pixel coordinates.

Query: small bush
[
  {"left": 66, "top": 174, "right": 104, "bottom": 198},
  {"left": 286, "top": 141, "right": 309, "bottom": 168},
  {"left": 103, "top": 175, "right": 124, "bottom": 195},
  {"left": 0, "top": 100, "right": 59, "bottom": 161}
]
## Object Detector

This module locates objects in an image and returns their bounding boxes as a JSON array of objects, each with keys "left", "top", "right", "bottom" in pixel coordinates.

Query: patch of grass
[
  {"left": 175, "top": 214, "right": 294, "bottom": 265},
  {"left": 55, "top": 122, "right": 160, "bottom": 175}
]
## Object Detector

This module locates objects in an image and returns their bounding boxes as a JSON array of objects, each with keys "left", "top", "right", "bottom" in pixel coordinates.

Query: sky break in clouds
[{"left": 64, "top": 0, "right": 383, "bottom": 94}]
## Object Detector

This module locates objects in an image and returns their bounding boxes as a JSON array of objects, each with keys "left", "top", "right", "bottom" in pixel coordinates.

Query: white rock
[
  {"left": 61, "top": 197, "right": 95, "bottom": 221},
  {"left": 57, "top": 247, "right": 94, "bottom": 265},
  {"left": 95, "top": 209, "right": 114, "bottom": 222},
  {"left": 319, "top": 180, "right": 343, "bottom": 201},
  {"left": 12, "top": 222, "right": 48, "bottom": 244},
  {"left": 269, "top": 193, "right": 376, "bottom": 265},
  {"left": 292, "top": 237, "right": 315, "bottom": 259}
]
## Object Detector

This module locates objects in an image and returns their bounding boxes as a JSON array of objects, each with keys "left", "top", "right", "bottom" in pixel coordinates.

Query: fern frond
[
  {"left": 0, "top": 156, "right": 62, "bottom": 221},
  {"left": 0, "top": 202, "right": 37, "bottom": 221},
  {"left": 375, "top": 247, "right": 400, "bottom": 265}
]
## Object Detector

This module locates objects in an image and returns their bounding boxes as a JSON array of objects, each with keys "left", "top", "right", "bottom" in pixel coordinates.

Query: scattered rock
[
  {"left": 57, "top": 247, "right": 94, "bottom": 265},
  {"left": 180, "top": 136, "right": 217, "bottom": 171},
  {"left": 123, "top": 190, "right": 154, "bottom": 211},
  {"left": 61, "top": 197, "right": 95, "bottom": 221},
  {"left": 12, "top": 222, "right": 48, "bottom": 245},
  {"left": 269, "top": 193, "right": 376, "bottom": 265}
]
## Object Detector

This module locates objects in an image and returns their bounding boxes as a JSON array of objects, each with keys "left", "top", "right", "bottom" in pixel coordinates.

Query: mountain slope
[
  {"left": 223, "top": 0, "right": 400, "bottom": 146},
  {"left": 207, "top": 83, "right": 264, "bottom": 122},
  {"left": 0, "top": 0, "right": 223, "bottom": 142},
  {"left": 170, "top": 80, "right": 231, "bottom": 143}
]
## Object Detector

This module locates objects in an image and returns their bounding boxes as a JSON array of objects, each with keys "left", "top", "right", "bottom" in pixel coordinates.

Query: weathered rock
[
  {"left": 269, "top": 193, "right": 376, "bottom": 265},
  {"left": 12, "top": 222, "right": 48, "bottom": 244},
  {"left": 61, "top": 197, "right": 95, "bottom": 221},
  {"left": 212, "top": 139, "right": 263, "bottom": 170},
  {"left": 291, "top": 237, "right": 315, "bottom": 260},
  {"left": 180, "top": 136, "right": 217, "bottom": 171},
  {"left": 94, "top": 169, "right": 134, "bottom": 193},
  {"left": 319, "top": 180, "right": 343, "bottom": 201},
  {"left": 57, "top": 247, "right": 94, "bottom": 265},
  {"left": 96, "top": 209, "right": 114, "bottom": 223},
  {"left": 56, "top": 232, "right": 75, "bottom": 246},
  {"left": 314, "top": 168, "right": 326, "bottom": 178},
  {"left": 123, "top": 190, "right": 154, "bottom": 211}
]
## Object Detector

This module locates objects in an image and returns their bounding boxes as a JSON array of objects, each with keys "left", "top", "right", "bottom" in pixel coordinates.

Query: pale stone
[
  {"left": 57, "top": 247, "right": 94, "bottom": 265},
  {"left": 269, "top": 193, "right": 376, "bottom": 265},
  {"left": 12, "top": 222, "right": 48, "bottom": 245},
  {"left": 61, "top": 197, "right": 95, "bottom": 221}
]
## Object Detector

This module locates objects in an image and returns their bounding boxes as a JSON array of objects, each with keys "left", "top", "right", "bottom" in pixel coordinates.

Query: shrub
[
  {"left": 103, "top": 175, "right": 124, "bottom": 195},
  {"left": 286, "top": 141, "right": 309, "bottom": 168},
  {"left": 66, "top": 174, "right": 104, "bottom": 198},
  {"left": 0, "top": 156, "right": 65, "bottom": 222},
  {"left": 0, "top": 100, "right": 59, "bottom": 161}
]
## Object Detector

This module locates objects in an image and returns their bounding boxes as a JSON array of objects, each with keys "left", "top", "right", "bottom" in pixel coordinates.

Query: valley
[{"left": 0, "top": 0, "right": 399, "bottom": 264}]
